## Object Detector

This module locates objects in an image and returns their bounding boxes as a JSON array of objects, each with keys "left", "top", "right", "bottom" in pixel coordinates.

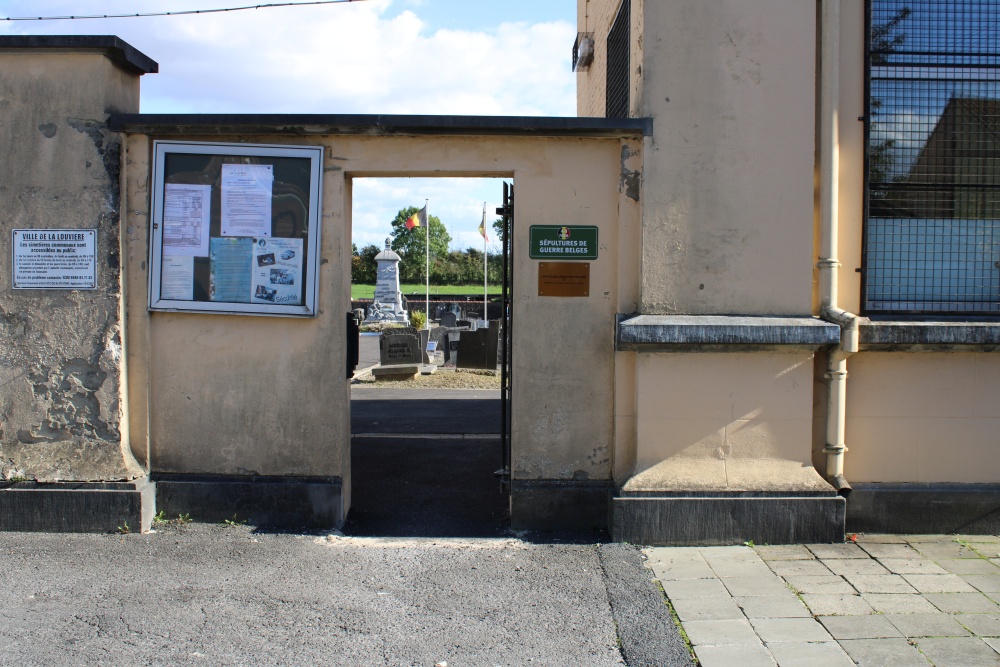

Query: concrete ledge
[
  {"left": 616, "top": 314, "right": 840, "bottom": 351},
  {"left": 0, "top": 35, "right": 158, "bottom": 74},
  {"left": 613, "top": 495, "right": 846, "bottom": 546},
  {"left": 510, "top": 479, "right": 612, "bottom": 532},
  {"left": 859, "top": 320, "right": 1000, "bottom": 350},
  {"left": 154, "top": 474, "right": 344, "bottom": 529},
  {"left": 0, "top": 479, "right": 153, "bottom": 533},
  {"left": 371, "top": 364, "right": 420, "bottom": 381},
  {"left": 847, "top": 483, "right": 1000, "bottom": 534}
]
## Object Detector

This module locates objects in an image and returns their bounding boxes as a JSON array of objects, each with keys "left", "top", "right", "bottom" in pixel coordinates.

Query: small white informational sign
[
  {"left": 12, "top": 229, "right": 97, "bottom": 289},
  {"left": 221, "top": 163, "right": 273, "bottom": 237}
]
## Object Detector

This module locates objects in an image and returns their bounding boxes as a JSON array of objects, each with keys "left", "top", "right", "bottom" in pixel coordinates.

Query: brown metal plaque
[{"left": 538, "top": 262, "right": 590, "bottom": 297}]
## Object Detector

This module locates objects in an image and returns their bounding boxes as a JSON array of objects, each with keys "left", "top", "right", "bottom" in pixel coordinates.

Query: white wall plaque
[{"left": 12, "top": 229, "right": 97, "bottom": 289}]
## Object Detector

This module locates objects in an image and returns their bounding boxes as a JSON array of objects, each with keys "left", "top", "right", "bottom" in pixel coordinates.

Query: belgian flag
[{"left": 405, "top": 206, "right": 427, "bottom": 230}]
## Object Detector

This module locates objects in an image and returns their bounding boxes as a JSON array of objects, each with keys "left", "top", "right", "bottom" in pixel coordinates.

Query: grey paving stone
[
  {"left": 765, "top": 641, "right": 854, "bottom": 667},
  {"left": 859, "top": 542, "right": 921, "bottom": 559},
  {"left": 694, "top": 642, "right": 775, "bottom": 667},
  {"left": 925, "top": 592, "right": 1000, "bottom": 614},
  {"left": 914, "top": 637, "right": 1000, "bottom": 667},
  {"left": 649, "top": 559, "right": 716, "bottom": 581},
  {"left": 862, "top": 593, "right": 939, "bottom": 614},
  {"left": 886, "top": 613, "right": 972, "bottom": 638},
  {"left": 750, "top": 617, "right": 833, "bottom": 642},
  {"left": 971, "top": 544, "right": 1000, "bottom": 559},
  {"left": 783, "top": 574, "right": 856, "bottom": 595},
  {"left": 986, "top": 637, "right": 1000, "bottom": 654},
  {"left": 800, "top": 594, "right": 875, "bottom": 616},
  {"left": 754, "top": 545, "right": 814, "bottom": 561},
  {"left": 903, "top": 573, "right": 978, "bottom": 593},
  {"left": 880, "top": 558, "right": 948, "bottom": 575},
  {"left": 669, "top": 596, "right": 746, "bottom": 622},
  {"left": 721, "top": 575, "right": 794, "bottom": 597},
  {"left": 905, "top": 535, "right": 956, "bottom": 543},
  {"left": 823, "top": 558, "right": 890, "bottom": 576},
  {"left": 682, "top": 618, "right": 761, "bottom": 646},
  {"left": 911, "top": 542, "right": 982, "bottom": 559},
  {"left": 818, "top": 614, "right": 902, "bottom": 639},
  {"left": 956, "top": 613, "right": 1000, "bottom": 637},
  {"left": 806, "top": 543, "right": 869, "bottom": 559},
  {"left": 855, "top": 534, "right": 907, "bottom": 544},
  {"left": 844, "top": 574, "right": 918, "bottom": 594},
  {"left": 939, "top": 558, "right": 1000, "bottom": 575},
  {"left": 644, "top": 546, "right": 705, "bottom": 563},
  {"left": 839, "top": 638, "right": 933, "bottom": 666},
  {"left": 735, "top": 595, "right": 811, "bottom": 619},
  {"left": 768, "top": 559, "right": 833, "bottom": 577},
  {"left": 961, "top": 575, "right": 1000, "bottom": 593},
  {"left": 699, "top": 546, "right": 758, "bottom": 561},
  {"left": 660, "top": 577, "right": 730, "bottom": 600},
  {"left": 956, "top": 535, "right": 1000, "bottom": 544},
  {"left": 708, "top": 559, "right": 774, "bottom": 579}
]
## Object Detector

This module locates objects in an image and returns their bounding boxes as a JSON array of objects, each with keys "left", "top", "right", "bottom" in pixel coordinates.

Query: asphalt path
[{"left": 0, "top": 526, "right": 692, "bottom": 666}]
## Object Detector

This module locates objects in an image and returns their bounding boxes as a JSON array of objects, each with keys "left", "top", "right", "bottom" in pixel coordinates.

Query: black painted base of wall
[
  {"left": 847, "top": 483, "right": 1000, "bottom": 535},
  {"left": 613, "top": 492, "right": 846, "bottom": 546},
  {"left": 510, "top": 479, "right": 612, "bottom": 532},
  {"left": 153, "top": 474, "right": 344, "bottom": 530},
  {"left": 0, "top": 479, "right": 153, "bottom": 533}
]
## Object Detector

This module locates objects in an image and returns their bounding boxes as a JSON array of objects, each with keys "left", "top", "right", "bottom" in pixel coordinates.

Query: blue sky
[{"left": 0, "top": 0, "right": 578, "bottom": 251}]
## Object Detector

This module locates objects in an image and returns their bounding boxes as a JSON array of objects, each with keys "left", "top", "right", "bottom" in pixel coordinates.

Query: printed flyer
[{"left": 250, "top": 237, "right": 303, "bottom": 305}]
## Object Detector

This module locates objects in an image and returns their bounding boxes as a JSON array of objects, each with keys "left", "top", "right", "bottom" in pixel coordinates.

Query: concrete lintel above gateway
[
  {"left": 0, "top": 35, "right": 158, "bottom": 75},
  {"left": 108, "top": 113, "right": 652, "bottom": 138},
  {"left": 616, "top": 314, "right": 841, "bottom": 351}
]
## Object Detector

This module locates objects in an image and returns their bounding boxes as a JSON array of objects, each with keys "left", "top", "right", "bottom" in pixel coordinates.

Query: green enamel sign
[{"left": 529, "top": 225, "right": 598, "bottom": 260}]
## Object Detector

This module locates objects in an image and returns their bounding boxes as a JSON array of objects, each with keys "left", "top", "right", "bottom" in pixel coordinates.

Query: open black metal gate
[{"left": 497, "top": 182, "right": 514, "bottom": 492}]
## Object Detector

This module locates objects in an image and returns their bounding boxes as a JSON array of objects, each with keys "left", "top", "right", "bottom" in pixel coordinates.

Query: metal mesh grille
[
  {"left": 864, "top": 0, "right": 1000, "bottom": 313},
  {"left": 606, "top": 0, "right": 630, "bottom": 119}
]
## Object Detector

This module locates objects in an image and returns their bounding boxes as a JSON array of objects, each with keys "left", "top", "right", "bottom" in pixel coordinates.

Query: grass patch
[{"left": 352, "top": 283, "right": 502, "bottom": 299}]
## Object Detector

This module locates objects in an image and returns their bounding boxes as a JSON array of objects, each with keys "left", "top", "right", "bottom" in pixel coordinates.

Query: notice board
[{"left": 148, "top": 141, "right": 324, "bottom": 317}]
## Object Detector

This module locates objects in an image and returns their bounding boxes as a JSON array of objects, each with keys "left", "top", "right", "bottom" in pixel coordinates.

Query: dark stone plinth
[
  {"left": 847, "top": 483, "right": 1000, "bottom": 534},
  {"left": 153, "top": 474, "right": 344, "bottom": 529},
  {"left": 612, "top": 493, "right": 846, "bottom": 546},
  {"left": 510, "top": 479, "right": 612, "bottom": 532},
  {"left": 0, "top": 479, "right": 154, "bottom": 533}
]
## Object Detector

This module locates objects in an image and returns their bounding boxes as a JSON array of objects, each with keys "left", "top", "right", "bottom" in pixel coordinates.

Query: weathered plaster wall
[
  {"left": 638, "top": 0, "right": 816, "bottom": 315},
  {"left": 124, "top": 133, "right": 639, "bottom": 505},
  {"left": 0, "top": 52, "right": 143, "bottom": 482},
  {"left": 845, "top": 352, "right": 1000, "bottom": 484}
]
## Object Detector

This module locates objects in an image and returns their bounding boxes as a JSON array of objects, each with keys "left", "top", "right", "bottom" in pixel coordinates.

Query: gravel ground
[{"left": 352, "top": 367, "right": 502, "bottom": 390}]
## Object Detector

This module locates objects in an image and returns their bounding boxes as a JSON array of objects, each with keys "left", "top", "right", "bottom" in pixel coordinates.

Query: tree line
[{"left": 352, "top": 205, "right": 507, "bottom": 284}]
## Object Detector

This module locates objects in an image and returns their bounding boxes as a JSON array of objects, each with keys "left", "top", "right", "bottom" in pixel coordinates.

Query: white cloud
[{"left": 1, "top": 0, "right": 576, "bottom": 116}]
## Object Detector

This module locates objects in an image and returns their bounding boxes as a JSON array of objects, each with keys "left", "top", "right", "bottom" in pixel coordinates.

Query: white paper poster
[
  {"left": 160, "top": 255, "right": 195, "bottom": 300},
  {"left": 221, "top": 164, "right": 273, "bottom": 237},
  {"left": 250, "top": 237, "right": 303, "bottom": 305},
  {"left": 163, "top": 184, "right": 211, "bottom": 256}
]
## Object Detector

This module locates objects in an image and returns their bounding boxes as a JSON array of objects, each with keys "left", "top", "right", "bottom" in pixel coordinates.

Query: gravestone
[
  {"left": 457, "top": 325, "right": 500, "bottom": 370},
  {"left": 366, "top": 240, "right": 409, "bottom": 323},
  {"left": 439, "top": 311, "right": 458, "bottom": 328},
  {"left": 457, "top": 319, "right": 472, "bottom": 329},
  {"left": 379, "top": 332, "right": 422, "bottom": 366},
  {"left": 373, "top": 331, "right": 422, "bottom": 380},
  {"left": 444, "top": 328, "right": 463, "bottom": 367}
]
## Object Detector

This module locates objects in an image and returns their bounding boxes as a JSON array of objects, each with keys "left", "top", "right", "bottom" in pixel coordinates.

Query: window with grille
[
  {"left": 606, "top": 0, "right": 630, "bottom": 119},
  {"left": 864, "top": 0, "right": 1000, "bottom": 314}
]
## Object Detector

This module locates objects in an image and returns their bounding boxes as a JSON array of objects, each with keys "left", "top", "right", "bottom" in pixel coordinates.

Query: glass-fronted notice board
[{"left": 148, "top": 141, "right": 324, "bottom": 317}]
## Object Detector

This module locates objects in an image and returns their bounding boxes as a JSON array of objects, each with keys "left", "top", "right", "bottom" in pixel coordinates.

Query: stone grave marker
[
  {"left": 457, "top": 326, "right": 500, "bottom": 370},
  {"left": 373, "top": 331, "right": 422, "bottom": 380},
  {"left": 439, "top": 311, "right": 458, "bottom": 328}
]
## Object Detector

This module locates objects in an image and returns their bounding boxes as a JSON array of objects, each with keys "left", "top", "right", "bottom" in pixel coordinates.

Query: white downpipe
[{"left": 819, "top": 0, "right": 857, "bottom": 495}]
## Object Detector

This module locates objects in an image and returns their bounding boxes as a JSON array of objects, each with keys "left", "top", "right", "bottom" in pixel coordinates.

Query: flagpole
[
  {"left": 482, "top": 202, "right": 488, "bottom": 325},
  {"left": 424, "top": 198, "right": 429, "bottom": 329}
]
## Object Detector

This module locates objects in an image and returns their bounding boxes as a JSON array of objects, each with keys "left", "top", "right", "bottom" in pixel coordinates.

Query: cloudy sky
[{"left": 0, "top": 0, "right": 578, "bottom": 251}]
